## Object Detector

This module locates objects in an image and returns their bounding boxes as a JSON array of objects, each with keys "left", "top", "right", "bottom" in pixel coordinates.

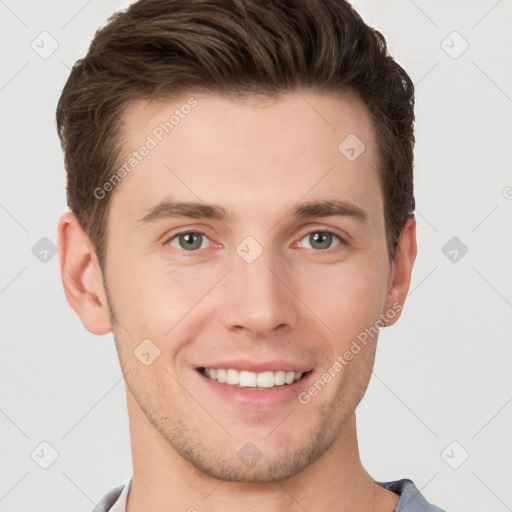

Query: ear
[
  {"left": 381, "top": 217, "right": 417, "bottom": 327},
  {"left": 57, "top": 212, "right": 112, "bottom": 335}
]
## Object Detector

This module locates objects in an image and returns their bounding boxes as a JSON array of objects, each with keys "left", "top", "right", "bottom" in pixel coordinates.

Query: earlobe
[
  {"left": 381, "top": 217, "right": 417, "bottom": 327},
  {"left": 57, "top": 212, "right": 112, "bottom": 335}
]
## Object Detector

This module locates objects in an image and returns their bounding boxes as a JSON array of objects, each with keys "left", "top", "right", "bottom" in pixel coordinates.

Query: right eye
[{"left": 166, "top": 231, "right": 211, "bottom": 251}]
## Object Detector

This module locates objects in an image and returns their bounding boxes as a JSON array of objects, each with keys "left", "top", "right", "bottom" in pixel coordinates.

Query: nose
[{"left": 219, "top": 245, "right": 299, "bottom": 338}]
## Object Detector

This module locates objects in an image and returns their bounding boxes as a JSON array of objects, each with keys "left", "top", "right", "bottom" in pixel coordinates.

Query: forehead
[{"left": 112, "top": 90, "right": 382, "bottom": 222}]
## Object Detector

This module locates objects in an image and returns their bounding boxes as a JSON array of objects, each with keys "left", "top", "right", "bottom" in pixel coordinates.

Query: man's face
[{"left": 102, "top": 91, "right": 398, "bottom": 481}]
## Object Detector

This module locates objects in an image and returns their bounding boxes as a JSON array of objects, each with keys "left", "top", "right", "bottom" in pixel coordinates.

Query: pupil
[
  {"left": 180, "top": 232, "right": 202, "bottom": 250},
  {"left": 311, "top": 232, "right": 331, "bottom": 249}
]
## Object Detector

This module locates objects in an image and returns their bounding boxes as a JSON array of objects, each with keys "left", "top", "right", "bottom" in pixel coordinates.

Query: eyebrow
[
  {"left": 137, "top": 200, "right": 229, "bottom": 224},
  {"left": 293, "top": 199, "right": 368, "bottom": 222},
  {"left": 136, "top": 198, "right": 368, "bottom": 225}
]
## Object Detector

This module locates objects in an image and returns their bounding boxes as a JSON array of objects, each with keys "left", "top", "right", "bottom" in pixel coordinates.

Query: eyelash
[{"left": 164, "top": 228, "right": 346, "bottom": 254}]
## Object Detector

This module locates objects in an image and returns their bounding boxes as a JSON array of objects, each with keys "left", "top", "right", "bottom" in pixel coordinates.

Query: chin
[
  {"left": 184, "top": 446, "right": 320, "bottom": 483},
  {"left": 162, "top": 414, "right": 342, "bottom": 483}
]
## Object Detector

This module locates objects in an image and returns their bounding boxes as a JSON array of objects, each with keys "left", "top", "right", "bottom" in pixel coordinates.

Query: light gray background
[{"left": 1, "top": 1, "right": 511, "bottom": 511}]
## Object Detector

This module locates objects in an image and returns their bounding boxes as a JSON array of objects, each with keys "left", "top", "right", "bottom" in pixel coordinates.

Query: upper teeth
[{"left": 202, "top": 368, "right": 303, "bottom": 388}]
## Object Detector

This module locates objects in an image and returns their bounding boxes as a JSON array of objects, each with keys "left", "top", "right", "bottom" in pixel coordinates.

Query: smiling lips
[{"left": 200, "top": 367, "right": 307, "bottom": 388}]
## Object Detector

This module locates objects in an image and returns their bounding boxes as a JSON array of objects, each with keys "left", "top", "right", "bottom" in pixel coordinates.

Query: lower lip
[{"left": 195, "top": 370, "right": 314, "bottom": 410}]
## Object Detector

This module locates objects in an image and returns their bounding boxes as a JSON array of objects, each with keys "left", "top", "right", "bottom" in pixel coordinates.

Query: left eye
[
  {"left": 167, "top": 231, "right": 210, "bottom": 251},
  {"left": 298, "top": 231, "right": 342, "bottom": 250}
]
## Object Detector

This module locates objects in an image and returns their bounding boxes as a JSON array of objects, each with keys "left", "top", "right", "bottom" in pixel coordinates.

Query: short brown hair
[{"left": 56, "top": 0, "right": 415, "bottom": 266}]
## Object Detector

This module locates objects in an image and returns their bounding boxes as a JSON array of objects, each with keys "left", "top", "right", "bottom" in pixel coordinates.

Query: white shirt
[{"left": 92, "top": 478, "right": 130, "bottom": 512}]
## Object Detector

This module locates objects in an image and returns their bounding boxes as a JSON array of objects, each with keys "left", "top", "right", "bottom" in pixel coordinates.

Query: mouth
[{"left": 198, "top": 367, "right": 312, "bottom": 390}]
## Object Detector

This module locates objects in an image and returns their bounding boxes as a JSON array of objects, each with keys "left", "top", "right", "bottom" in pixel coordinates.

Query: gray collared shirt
[{"left": 91, "top": 477, "right": 447, "bottom": 511}]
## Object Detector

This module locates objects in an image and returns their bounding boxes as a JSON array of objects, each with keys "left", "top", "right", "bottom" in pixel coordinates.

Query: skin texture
[{"left": 58, "top": 91, "right": 416, "bottom": 511}]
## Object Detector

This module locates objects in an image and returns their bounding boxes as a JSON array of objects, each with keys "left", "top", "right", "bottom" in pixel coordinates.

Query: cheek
[
  {"left": 106, "top": 259, "right": 214, "bottom": 344},
  {"left": 296, "top": 258, "right": 389, "bottom": 343}
]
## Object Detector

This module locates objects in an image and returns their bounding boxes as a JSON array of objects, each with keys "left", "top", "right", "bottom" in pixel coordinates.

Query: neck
[{"left": 125, "top": 391, "right": 381, "bottom": 512}]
